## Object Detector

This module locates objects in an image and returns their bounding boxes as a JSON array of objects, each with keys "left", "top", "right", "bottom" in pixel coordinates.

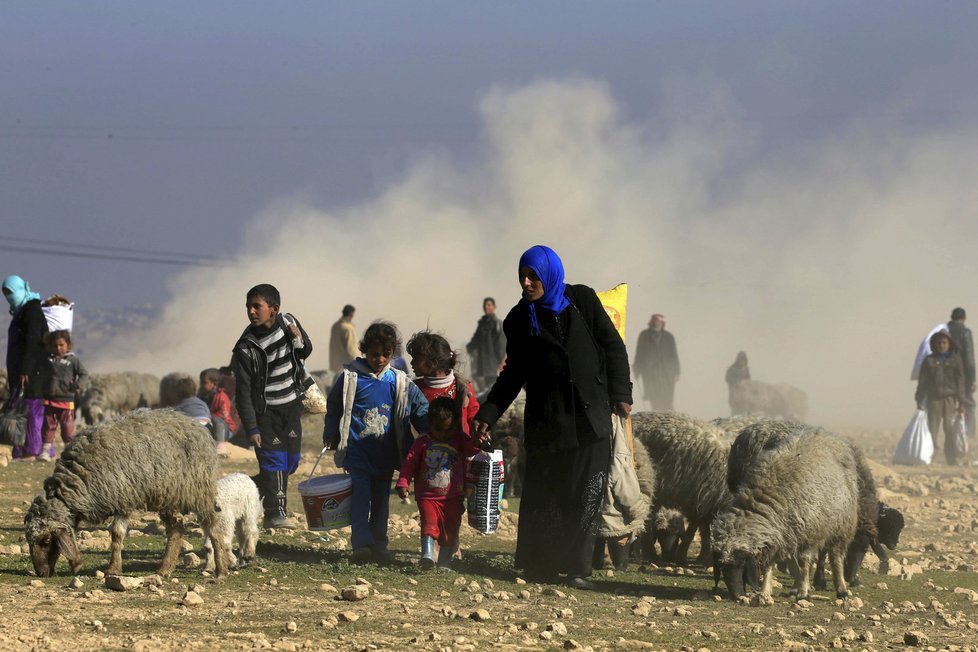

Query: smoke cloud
[{"left": 93, "top": 78, "right": 978, "bottom": 430}]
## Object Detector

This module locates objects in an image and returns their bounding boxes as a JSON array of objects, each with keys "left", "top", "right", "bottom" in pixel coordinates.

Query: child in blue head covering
[{"left": 2, "top": 275, "right": 49, "bottom": 460}]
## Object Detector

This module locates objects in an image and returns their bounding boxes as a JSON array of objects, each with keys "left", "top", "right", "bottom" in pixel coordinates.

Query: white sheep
[{"left": 204, "top": 473, "right": 261, "bottom": 571}]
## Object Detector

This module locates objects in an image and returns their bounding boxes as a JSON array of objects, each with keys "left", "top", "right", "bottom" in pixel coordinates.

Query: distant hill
[{"left": 0, "top": 303, "right": 159, "bottom": 362}]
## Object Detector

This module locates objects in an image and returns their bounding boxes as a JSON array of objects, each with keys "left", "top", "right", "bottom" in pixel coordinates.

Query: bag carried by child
[
  {"left": 0, "top": 389, "right": 28, "bottom": 448},
  {"left": 893, "top": 409, "right": 934, "bottom": 465},
  {"left": 279, "top": 312, "right": 327, "bottom": 414}
]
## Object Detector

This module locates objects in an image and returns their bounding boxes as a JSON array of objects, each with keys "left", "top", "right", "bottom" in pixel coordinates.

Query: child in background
[
  {"left": 168, "top": 374, "right": 213, "bottom": 428},
  {"left": 406, "top": 331, "right": 480, "bottom": 435},
  {"left": 39, "top": 330, "right": 87, "bottom": 461},
  {"left": 324, "top": 321, "right": 429, "bottom": 565},
  {"left": 396, "top": 396, "right": 484, "bottom": 570},
  {"left": 200, "top": 367, "right": 237, "bottom": 454}
]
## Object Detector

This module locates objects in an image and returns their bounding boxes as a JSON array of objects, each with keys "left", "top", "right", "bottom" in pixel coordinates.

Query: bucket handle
[{"left": 306, "top": 445, "right": 332, "bottom": 483}]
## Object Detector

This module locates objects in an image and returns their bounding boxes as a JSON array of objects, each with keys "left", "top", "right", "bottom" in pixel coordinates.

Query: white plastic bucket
[{"left": 297, "top": 447, "right": 353, "bottom": 531}]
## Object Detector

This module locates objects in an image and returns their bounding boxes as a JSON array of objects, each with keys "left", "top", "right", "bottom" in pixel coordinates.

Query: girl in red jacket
[{"left": 406, "top": 331, "right": 479, "bottom": 435}]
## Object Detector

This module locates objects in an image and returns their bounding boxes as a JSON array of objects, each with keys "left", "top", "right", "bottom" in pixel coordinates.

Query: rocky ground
[{"left": 0, "top": 418, "right": 976, "bottom": 651}]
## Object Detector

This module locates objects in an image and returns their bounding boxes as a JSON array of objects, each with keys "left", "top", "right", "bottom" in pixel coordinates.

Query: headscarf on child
[
  {"left": 2, "top": 275, "right": 41, "bottom": 315},
  {"left": 518, "top": 245, "right": 570, "bottom": 336}
]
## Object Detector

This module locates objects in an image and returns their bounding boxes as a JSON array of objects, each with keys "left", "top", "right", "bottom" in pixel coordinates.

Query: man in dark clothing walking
[
  {"left": 466, "top": 297, "right": 506, "bottom": 391},
  {"left": 633, "top": 313, "right": 680, "bottom": 411},
  {"left": 947, "top": 307, "right": 976, "bottom": 440}
]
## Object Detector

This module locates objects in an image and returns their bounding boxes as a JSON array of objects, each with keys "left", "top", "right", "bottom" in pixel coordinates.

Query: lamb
[
  {"left": 712, "top": 427, "right": 860, "bottom": 602},
  {"left": 733, "top": 379, "right": 807, "bottom": 421},
  {"left": 24, "top": 409, "right": 229, "bottom": 578},
  {"left": 204, "top": 473, "right": 261, "bottom": 572},
  {"left": 80, "top": 371, "right": 160, "bottom": 424},
  {"left": 631, "top": 411, "right": 732, "bottom": 565}
]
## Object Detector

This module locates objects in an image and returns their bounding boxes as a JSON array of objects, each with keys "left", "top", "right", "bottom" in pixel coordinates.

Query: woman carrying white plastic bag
[{"left": 893, "top": 409, "right": 934, "bottom": 465}]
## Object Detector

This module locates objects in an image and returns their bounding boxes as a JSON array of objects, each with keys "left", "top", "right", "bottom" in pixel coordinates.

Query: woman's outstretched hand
[{"left": 472, "top": 419, "right": 491, "bottom": 446}]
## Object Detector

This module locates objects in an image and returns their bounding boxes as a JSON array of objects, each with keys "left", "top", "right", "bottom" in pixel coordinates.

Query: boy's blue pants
[{"left": 348, "top": 469, "right": 393, "bottom": 550}]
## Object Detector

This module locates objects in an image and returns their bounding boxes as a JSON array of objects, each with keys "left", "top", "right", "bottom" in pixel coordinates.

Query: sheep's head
[
  {"left": 24, "top": 496, "right": 81, "bottom": 577},
  {"left": 877, "top": 503, "right": 905, "bottom": 550},
  {"left": 653, "top": 509, "right": 684, "bottom": 562}
]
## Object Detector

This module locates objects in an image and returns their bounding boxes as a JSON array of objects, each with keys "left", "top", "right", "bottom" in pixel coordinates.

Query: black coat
[
  {"left": 476, "top": 284, "right": 632, "bottom": 451},
  {"left": 6, "top": 299, "right": 49, "bottom": 398}
]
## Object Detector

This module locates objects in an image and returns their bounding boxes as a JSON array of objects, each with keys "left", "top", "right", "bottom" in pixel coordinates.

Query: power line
[
  {"left": 0, "top": 243, "right": 227, "bottom": 267},
  {"left": 1, "top": 235, "right": 233, "bottom": 263}
]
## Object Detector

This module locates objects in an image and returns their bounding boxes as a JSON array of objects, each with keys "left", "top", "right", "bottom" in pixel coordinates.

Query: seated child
[
  {"left": 39, "top": 330, "right": 88, "bottom": 461},
  {"left": 200, "top": 367, "right": 238, "bottom": 453},
  {"left": 324, "top": 321, "right": 429, "bottom": 565},
  {"left": 396, "top": 396, "right": 483, "bottom": 570},
  {"left": 166, "top": 374, "right": 213, "bottom": 429}
]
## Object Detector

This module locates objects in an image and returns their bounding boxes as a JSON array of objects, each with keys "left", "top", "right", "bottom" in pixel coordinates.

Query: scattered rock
[
  {"left": 548, "top": 621, "right": 568, "bottom": 636},
  {"left": 67, "top": 577, "right": 84, "bottom": 590},
  {"left": 319, "top": 583, "right": 337, "bottom": 593},
  {"left": 105, "top": 575, "right": 143, "bottom": 592},
  {"left": 284, "top": 621, "right": 297, "bottom": 633},
  {"left": 338, "top": 611, "right": 359, "bottom": 623},
  {"left": 750, "top": 593, "right": 775, "bottom": 607},
  {"left": 903, "top": 630, "right": 928, "bottom": 646},
  {"left": 341, "top": 584, "right": 370, "bottom": 601},
  {"left": 181, "top": 590, "right": 204, "bottom": 607},
  {"left": 29, "top": 579, "right": 44, "bottom": 588},
  {"left": 469, "top": 609, "right": 491, "bottom": 622}
]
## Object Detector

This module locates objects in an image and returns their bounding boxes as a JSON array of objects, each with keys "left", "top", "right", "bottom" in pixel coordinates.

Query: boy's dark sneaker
[
  {"left": 351, "top": 546, "right": 374, "bottom": 565},
  {"left": 418, "top": 556, "right": 436, "bottom": 571},
  {"left": 372, "top": 545, "right": 396, "bottom": 565}
]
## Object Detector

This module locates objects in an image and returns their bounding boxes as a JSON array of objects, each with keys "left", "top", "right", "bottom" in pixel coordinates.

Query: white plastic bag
[
  {"left": 893, "top": 409, "right": 934, "bottom": 465},
  {"left": 41, "top": 303, "right": 74, "bottom": 331}
]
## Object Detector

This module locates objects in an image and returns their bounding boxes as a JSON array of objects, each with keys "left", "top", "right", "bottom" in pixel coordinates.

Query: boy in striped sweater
[{"left": 231, "top": 284, "right": 313, "bottom": 529}]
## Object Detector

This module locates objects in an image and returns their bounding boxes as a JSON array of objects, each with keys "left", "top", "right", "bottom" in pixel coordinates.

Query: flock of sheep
[{"left": 12, "top": 367, "right": 904, "bottom": 605}]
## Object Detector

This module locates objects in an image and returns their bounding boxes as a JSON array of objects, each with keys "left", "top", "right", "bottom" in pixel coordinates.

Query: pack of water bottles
[{"left": 467, "top": 449, "right": 505, "bottom": 534}]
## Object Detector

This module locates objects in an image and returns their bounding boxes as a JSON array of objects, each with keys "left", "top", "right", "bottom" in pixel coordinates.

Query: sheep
[
  {"left": 712, "top": 427, "right": 859, "bottom": 602},
  {"left": 204, "top": 473, "right": 261, "bottom": 572},
  {"left": 631, "top": 411, "right": 732, "bottom": 566},
  {"left": 24, "top": 409, "right": 229, "bottom": 578},
  {"left": 724, "top": 418, "right": 801, "bottom": 493},
  {"left": 733, "top": 379, "right": 807, "bottom": 421},
  {"left": 496, "top": 435, "right": 524, "bottom": 498},
  {"left": 0, "top": 367, "right": 9, "bottom": 403},
  {"left": 638, "top": 507, "right": 685, "bottom": 563},
  {"left": 80, "top": 371, "right": 160, "bottom": 424}
]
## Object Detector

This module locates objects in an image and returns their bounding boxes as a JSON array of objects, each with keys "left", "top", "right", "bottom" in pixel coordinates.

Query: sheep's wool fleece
[{"left": 41, "top": 409, "right": 220, "bottom": 522}]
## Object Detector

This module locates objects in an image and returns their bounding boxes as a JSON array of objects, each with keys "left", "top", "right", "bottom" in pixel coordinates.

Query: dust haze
[{"left": 92, "top": 78, "right": 978, "bottom": 430}]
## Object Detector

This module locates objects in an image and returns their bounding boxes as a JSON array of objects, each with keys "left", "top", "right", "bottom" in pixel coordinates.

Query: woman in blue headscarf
[
  {"left": 474, "top": 246, "right": 633, "bottom": 590},
  {"left": 3, "top": 275, "right": 49, "bottom": 460}
]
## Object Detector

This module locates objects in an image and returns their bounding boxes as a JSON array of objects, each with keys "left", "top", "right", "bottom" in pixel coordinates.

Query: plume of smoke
[{"left": 92, "top": 78, "right": 978, "bottom": 429}]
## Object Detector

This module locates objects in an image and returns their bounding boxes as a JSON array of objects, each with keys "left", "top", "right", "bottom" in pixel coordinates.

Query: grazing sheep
[
  {"left": 24, "top": 409, "right": 229, "bottom": 578},
  {"left": 724, "top": 419, "right": 801, "bottom": 493},
  {"left": 631, "top": 411, "right": 732, "bottom": 566},
  {"left": 80, "top": 371, "right": 160, "bottom": 424},
  {"left": 638, "top": 507, "right": 685, "bottom": 563},
  {"left": 712, "top": 427, "right": 859, "bottom": 602},
  {"left": 204, "top": 473, "right": 261, "bottom": 572},
  {"left": 734, "top": 379, "right": 808, "bottom": 421}
]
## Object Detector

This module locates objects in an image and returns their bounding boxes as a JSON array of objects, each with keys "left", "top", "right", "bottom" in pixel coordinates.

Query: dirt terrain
[{"left": 0, "top": 416, "right": 977, "bottom": 651}]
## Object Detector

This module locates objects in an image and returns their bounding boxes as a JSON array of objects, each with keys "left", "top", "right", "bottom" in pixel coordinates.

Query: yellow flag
[{"left": 597, "top": 283, "right": 628, "bottom": 341}]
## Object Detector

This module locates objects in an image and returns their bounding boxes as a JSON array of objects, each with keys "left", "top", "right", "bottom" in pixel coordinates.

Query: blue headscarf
[
  {"left": 2, "top": 275, "right": 41, "bottom": 315},
  {"left": 518, "top": 245, "right": 570, "bottom": 335}
]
